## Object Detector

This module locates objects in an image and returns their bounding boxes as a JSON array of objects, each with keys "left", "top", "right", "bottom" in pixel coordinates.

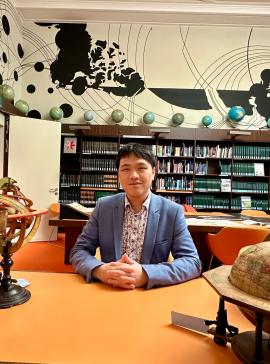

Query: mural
[{"left": 1, "top": 0, "right": 270, "bottom": 129}]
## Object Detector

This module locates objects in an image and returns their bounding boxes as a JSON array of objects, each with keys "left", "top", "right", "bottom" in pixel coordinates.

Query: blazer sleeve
[
  {"left": 69, "top": 200, "right": 104, "bottom": 282},
  {"left": 142, "top": 205, "right": 202, "bottom": 289}
]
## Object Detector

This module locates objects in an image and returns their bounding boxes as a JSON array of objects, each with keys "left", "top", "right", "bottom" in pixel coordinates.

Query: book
[
  {"left": 67, "top": 202, "right": 94, "bottom": 217},
  {"left": 240, "top": 196, "right": 252, "bottom": 209}
]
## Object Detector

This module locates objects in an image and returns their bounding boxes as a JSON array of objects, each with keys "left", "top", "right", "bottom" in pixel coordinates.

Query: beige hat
[{"left": 203, "top": 241, "right": 270, "bottom": 333}]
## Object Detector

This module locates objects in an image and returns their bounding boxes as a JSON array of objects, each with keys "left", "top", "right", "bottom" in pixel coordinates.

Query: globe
[
  {"left": 2, "top": 84, "right": 15, "bottom": 101},
  {"left": 228, "top": 106, "right": 245, "bottom": 123},
  {"left": 15, "top": 99, "right": 29, "bottom": 115},
  {"left": 172, "top": 113, "right": 184, "bottom": 126},
  {"left": 49, "top": 106, "right": 63, "bottom": 121},
  {"left": 201, "top": 115, "right": 213, "bottom": 127},
  {"left": 143, "top": 111, "right": 155, "bottom": 125},
  {"left": 84, "top": 110, "right": 94, "bottom": 122},
  {"left": 111, "top": 109, "right": 124, "bottom": 123}
]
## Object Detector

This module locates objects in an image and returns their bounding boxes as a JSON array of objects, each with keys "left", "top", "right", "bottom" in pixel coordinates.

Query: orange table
[{"left": 0, "top": 272, "right": 253, "bottom": 364}]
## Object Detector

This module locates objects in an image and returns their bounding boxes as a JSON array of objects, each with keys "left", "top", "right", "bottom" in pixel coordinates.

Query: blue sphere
[
  {"left": 84, "top": 111, "right": 94, "bottom": 122},
  {"left": 228, "top": 106, "right": 245, "bottom": 122},
  {"left": 172, "top": 113, "right": 184, "bottom": 126},
  {"left": 143, "top": 111, "right": 155, "bottom": 125},
  {"left": 201, "top": 115, "right": 212, "bottom": 127},
  {"left": 111, "top": 109, "right": 124, "bottom": 123}
]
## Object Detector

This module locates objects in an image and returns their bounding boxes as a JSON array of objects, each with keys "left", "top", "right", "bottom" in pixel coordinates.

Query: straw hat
[{"left": 203, "top": 241, "right": 270, "bottom": 333}]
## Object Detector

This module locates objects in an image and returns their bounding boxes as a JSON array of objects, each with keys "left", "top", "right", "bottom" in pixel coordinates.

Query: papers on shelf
[{"left": 67, "top": 202, "right": 94, "bottom": 217}]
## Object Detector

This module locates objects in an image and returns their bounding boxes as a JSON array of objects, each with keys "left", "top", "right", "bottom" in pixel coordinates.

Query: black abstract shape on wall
[
  {"left": 36, "top": 23, "right": 145, "bottom": 97},
  {"left": 248, "top": 69, "right": 270, "bottom": 121}
]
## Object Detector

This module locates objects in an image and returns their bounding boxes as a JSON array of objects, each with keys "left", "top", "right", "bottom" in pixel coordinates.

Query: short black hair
[{"left": 116, "top": 143, "right": 156, "bottom": 170}]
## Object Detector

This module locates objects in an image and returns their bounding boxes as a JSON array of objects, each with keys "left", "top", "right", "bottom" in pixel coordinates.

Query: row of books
[
  {"left": 231, "top": 181, "right": 268, "bottom": 193},
  {"left": 82, "top": 141, "right": 118, "bottom": 154},
  {"left": 219, "top": 162, "right": 265, "bottom": 176},
  {"left": 60, "top": 173, "right": 80, "bottom": 187},
  {"left": 157, "top": 160, "right": 194, "bottom": 174},
  {"left": 81, "top": 174, "right": 118, "bottom": 188},
  {"left": 156, "top": 177, "right": 193, "bottom": 191},
  {"left": 233, "top": 145, "right": 270, "bottom": 159},
  {"left": 81, "top": 158, "right": 117, "bottom": 171},
  {"left": 194, "top": 178, "right": 269, "bottom": 193},
  {"left": 193, "top": 195, "right": 230, "bottom": 209},
  {"left": 59, "top": 190, "right": 80, "bottom": 204},
  {"left": 231, "top": 197, "right": 269, "bottom": 211},
  {"left": 80, "top": 190, "right": 116, "bottom": 205},
  {"left": 153, "top": 143, "right": 194, "bottom": 157},
  {"left": 195, "top": 145, "right": 232, "bottom": 158}
]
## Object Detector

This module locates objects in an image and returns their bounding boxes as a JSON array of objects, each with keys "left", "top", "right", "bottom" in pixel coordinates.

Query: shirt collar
[{"left": 125, "top": 192, "right": 151, "bottom": 211}]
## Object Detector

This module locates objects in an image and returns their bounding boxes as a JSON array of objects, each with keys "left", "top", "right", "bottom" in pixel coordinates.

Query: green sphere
[
  {"left": 49, "top": 106, "right": 63, "bottom": 121},
  {"left": 2, "top": 84, "right": 15, "bottom": 101},
  {"left": 143, "top": 111, "right": 155, "bottom": 125},
  {"left": 111, "top": 109, "right": 124, "bottom": 123},
  {"left": 172, "top": 113, "right": 184, "bottom": 126},
  {"left": 15, "top": 99, "right": 29, "bottom": 115},
  {"left": 201, "top": 115, "right": 213, "bottom": 127},
  {"left": 267, "top": 118, "right": 270, "bottom": 128}
]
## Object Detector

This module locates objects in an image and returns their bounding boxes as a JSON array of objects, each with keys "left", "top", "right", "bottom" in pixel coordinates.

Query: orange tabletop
[{"left": 0, "top": 272, "right": 254, "bottom": 364}]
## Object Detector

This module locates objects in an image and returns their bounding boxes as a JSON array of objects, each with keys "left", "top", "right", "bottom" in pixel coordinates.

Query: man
[{"left": 70, "top": 143, "right": 202, "bottom": 289}]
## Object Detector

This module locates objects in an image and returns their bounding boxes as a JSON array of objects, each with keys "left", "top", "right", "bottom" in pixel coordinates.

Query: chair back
[
  {"left": 182, "top": 204, "right": 197, "bottom": 212},
  {"left": 240, "top": 209, "right": 268, "bottom": 217},
  {"left": 206, "top": 226, "right": 270, "bottom": 265}
]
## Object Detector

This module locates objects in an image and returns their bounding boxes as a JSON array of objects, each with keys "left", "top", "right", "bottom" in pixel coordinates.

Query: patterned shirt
[{"left": 121, "top": 193, "right": 151, "bottom": 262}]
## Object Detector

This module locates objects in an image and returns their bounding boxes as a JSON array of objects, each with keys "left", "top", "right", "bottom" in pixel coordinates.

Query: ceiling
[{"left": 14, "top": 0, "right": 270, "bottom": 26}]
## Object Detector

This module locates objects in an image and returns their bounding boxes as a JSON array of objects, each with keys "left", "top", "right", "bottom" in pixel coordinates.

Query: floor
[{"left": 12, "top": 233, "right": 74, "bottom": 273}]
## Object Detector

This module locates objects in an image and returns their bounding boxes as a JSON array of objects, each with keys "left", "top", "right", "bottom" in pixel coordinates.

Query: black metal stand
[
  {"left": 231, "top": 313, "right": 270, "bottom": 364},
  {"left": 205, "top": 297, "right": 238, "bottom": 346},
  {"left": 0, "top": 241, "right": 30, "bottom": 309}
]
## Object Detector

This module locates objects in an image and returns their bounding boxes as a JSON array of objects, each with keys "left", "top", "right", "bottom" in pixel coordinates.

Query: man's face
[{"left": 118, "top": 154, "right": 155, "bottom": 200}]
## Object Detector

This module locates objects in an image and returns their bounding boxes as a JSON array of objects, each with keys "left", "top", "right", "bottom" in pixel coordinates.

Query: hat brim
[{"left": 203, "top": 266, "right": 270, "bottom": 317}]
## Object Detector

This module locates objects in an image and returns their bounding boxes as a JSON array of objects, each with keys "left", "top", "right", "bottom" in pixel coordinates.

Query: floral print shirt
[{"left": 121, "top": 194, "right": 151, "bottom": 262}]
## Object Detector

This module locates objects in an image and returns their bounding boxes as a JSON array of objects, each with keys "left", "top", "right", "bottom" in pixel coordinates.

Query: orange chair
[
  {"left": 206, "top": 226, "right": 270, "bottom": 269},
  {"left": 182, "top": 204, "right": 197, "bottom": 212},
  {"left": 240, "top": 209, "right": 268, "bottom": 217}
]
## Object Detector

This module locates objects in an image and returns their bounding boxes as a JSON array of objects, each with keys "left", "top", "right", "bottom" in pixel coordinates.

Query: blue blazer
[{"left": 70, "top": 193, "right": 202, "bottom": 289}]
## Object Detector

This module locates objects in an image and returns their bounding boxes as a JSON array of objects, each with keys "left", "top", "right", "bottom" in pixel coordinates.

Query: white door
[{"left": 8, "top": 115, "right": 61, "bottom": 241}]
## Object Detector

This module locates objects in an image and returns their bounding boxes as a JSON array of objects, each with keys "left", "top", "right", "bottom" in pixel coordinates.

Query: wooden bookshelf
[{"left": 59, "top": 125, "right": 270, "bottom": 212}]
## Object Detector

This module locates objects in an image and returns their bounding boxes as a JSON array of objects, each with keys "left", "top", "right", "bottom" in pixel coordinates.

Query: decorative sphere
[
  {"left": 2, "top": 84, "right": 15, "bottom": 101},
  {"left": 84, "top": 110, "right": 94, "bottom": 122},
  {"left": 111, "top": 109, "right": 124, "bottom": 123},
  {"left": 15, "top": 99, "right": 29, "bottom": 115},
  {"left": 143, "top": 111, "right": 155, "bottom": 125},
  {"left": 172, "top": 113, "right": 184, "bottom": 126},
  {"left": 49, "top": 106, "right": 63, "bottom": 121},
  {"left": 201, "top": 115, "right": 213, "bottom": 127},
  {"left": 267, "top": 118, "right": 270, "bottom": 128},
  {"left": 228, "top": 106, "right": 245, "bottom": 123}
]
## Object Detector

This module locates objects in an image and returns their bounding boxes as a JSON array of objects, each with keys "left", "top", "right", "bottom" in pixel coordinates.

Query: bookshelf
[{"left": 59, "top": 125, "right": 270, "bottom": 212}]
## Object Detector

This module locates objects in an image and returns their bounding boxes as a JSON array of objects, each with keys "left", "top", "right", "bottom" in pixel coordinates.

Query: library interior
[{"left": 0, "top": 1, "right": 270, "bottom": 364}]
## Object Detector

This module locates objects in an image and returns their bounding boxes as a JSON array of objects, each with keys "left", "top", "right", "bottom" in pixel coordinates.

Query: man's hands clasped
[{"left": 92, "top": 253, "right": 147, "bottom": 290}]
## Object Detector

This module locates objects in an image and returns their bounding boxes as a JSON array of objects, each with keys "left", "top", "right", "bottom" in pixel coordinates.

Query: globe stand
[
  {"left": 231, "top": 313, "right": 270, "bottom": 364},
  {"left": 0, "top": 240, "right": 30, "bottom": 309}
]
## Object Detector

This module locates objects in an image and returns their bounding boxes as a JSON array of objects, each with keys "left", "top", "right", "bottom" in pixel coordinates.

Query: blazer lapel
[
  {"left": 141, "top": 195, "right": 160, "bottom": 264},
  {"left": 112, "top": 194, "right": 125, "bottom": 260}
]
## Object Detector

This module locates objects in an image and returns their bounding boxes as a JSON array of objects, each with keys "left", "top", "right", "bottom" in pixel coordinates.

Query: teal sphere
[
  {"left": 143, "top": 112, "right": 155, "bottom": 125},
  {"left": 111, "top": 109, "right": 124, "bottom": 123},
  {"left": 201, "top": 115, "right": 213, "bottom": 127},
  {"left": 267, "top": 118, "right": 270, "bottom": 128},
  {"left": 15, "top": 99, "right": 29, "bottom": 115},
  {"left": 172, "top": 113, "right": 184, "bottom": 126},
  {"left": 2, "top": 84, "right": 15, "bottom": 101},
  {"left": 84, "top": 111, "right": 94, "bottom": 122},
  {"left": 228, "top": 106, "right": 245, "bottom": 122},
  {"left": 49, "top": 106, "right": 63, "bottom": 121}
]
